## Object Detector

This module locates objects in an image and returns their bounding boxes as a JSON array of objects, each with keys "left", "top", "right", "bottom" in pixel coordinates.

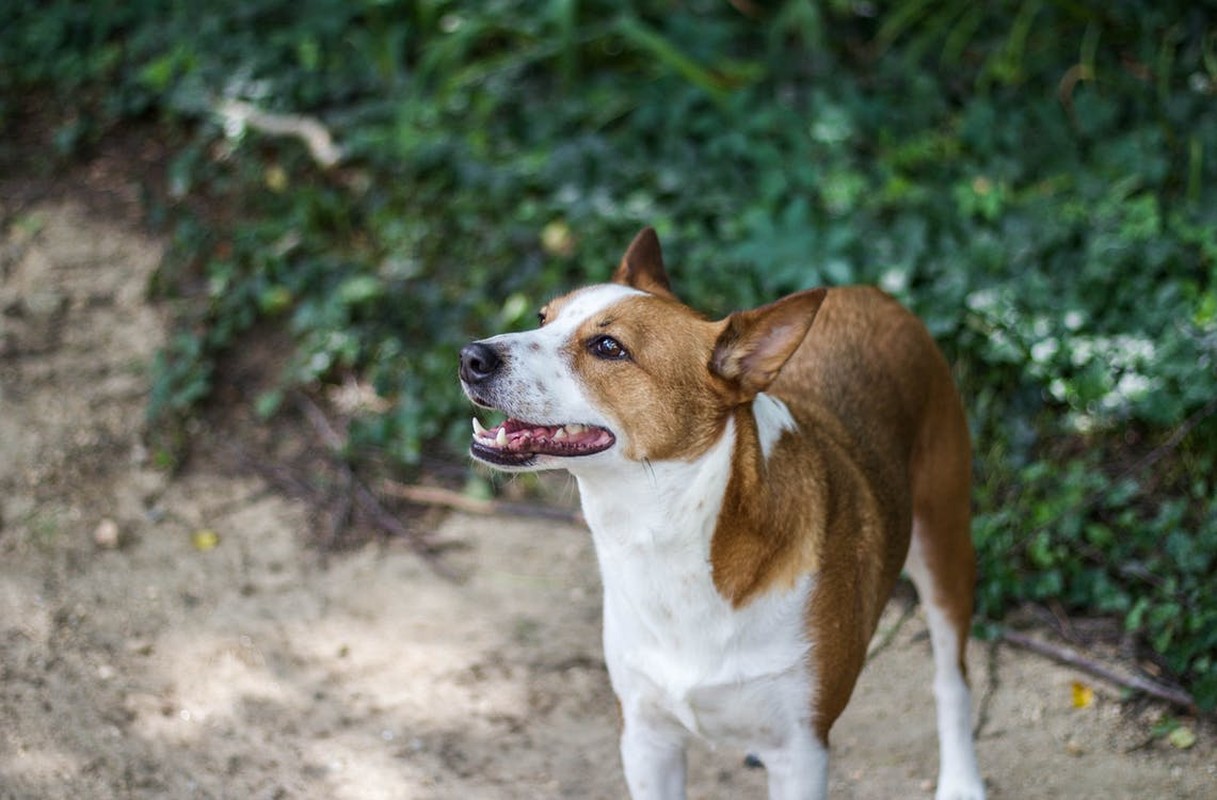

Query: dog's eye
[
  {"left": 537, "top": 310, "right": 547, "bottom": 327},
  {"left": 589, "top": 335, "right": 628, "bottom": 360}
]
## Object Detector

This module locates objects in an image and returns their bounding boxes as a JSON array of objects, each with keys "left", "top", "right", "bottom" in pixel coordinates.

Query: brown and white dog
[{"left": 458, "top": 228, "right": 985, "bottom": 799}]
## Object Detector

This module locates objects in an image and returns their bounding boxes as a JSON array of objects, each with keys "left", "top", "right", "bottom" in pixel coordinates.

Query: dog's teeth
[
  {"left": 472, "top": 417, "right": 486, "bottom": 436},
  {"left": 567, "top": 423, "right": 585, "bottom": 435},
  {"left": 495, "top": 427, "right": 508, "bottom": 447},
  {"left": 553, "top": 427, "right": 567, "bottom": 440}
]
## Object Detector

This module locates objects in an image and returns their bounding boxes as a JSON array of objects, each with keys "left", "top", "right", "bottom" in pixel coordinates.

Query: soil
[{"left": 1, "top": 191, "right": 1213, "bottom": 799}]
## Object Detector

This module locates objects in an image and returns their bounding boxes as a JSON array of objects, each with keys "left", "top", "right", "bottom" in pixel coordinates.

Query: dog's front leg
[
  {"left": 756, "top": 730, "right": 829, "bottom": 800},
  {"left": 619, "top": 715, "right": 688, "bottom": 800}
]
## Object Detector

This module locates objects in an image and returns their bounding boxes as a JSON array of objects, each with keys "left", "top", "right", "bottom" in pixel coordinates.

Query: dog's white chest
[
  {"left": 604, "top": 563, "right": 815, "bottom": 750},
  {"left": 578, "top": 420, "right": 816, "bottom": 751}
]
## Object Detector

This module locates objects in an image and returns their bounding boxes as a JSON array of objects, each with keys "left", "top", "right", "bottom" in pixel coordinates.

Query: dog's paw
[{"left": 934, "top": 780, "right": 986, "bottom": 800}]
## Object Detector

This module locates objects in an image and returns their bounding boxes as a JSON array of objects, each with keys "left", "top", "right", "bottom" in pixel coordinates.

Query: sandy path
[{"left": 0, "top": 201, "right": 1212, "bottom": 799}]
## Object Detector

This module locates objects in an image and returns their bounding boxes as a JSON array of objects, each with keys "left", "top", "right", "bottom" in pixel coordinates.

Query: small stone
[{"left": 94, "top": 518, "right": 121, "bottom": 549}]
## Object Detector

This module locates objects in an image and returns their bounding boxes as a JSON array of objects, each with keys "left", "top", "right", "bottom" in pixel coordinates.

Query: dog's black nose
[{"left": 459, "top": 342, "right": 502, "bottom": 384}]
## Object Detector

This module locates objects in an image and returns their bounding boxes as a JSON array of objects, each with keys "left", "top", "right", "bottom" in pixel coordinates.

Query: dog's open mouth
[{"left": 470, "top": 417, "right": 615, "bottom": 466}]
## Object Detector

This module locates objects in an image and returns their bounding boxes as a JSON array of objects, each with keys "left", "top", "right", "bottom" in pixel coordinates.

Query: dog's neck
[
  {"left": 573, "top": 393, "right": 814, "bottom": 575},
  {"left": 575, "top": 413, "right": 737, "bottom": 558}
]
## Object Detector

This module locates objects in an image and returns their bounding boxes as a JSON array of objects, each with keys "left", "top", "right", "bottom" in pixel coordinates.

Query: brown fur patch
[
  {"left": 538, "top": 293, "right": 570, "bottom": 328},
  {"left": 563, "top": 294, "right": 728, "bottom": 462},
  {"left": 705, "top": 286, "right": 973, "bottom": 742},
  {"left": 907, "top": 350, "right": 976, "bottom": 680}
]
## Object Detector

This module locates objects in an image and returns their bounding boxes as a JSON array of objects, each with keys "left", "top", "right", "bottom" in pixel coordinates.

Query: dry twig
[
  {"left": 380, "top": 481, "right": 585, "bottom": 526},
  {"left": 999, "top": 628, "right": 1196, "bottom": 711}
]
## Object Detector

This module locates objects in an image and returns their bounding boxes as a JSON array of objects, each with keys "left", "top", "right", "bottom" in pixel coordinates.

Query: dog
[{"left": 458, "top": 228, "right": 985, "bottom": 799}]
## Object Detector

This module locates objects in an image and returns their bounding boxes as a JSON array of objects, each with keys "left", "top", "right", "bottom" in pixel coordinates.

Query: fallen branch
[
  {"left": 295, "top": 394, "right": 460, "bottom": 582},
  {"left": 999, "top": 628, "right": 1196, "bottom": 711},
  {"left": 215, "top": 98, "right": 344, "bottom": 168},
  {"left": 380, "top": 480, "right": 585, "bottom": 526}
]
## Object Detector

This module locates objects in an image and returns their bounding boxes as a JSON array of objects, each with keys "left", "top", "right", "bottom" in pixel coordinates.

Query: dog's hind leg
[
  {"left": 905, "top": 526, "right": 985, "bottom": 800},
  {"left": 905, "top": 387, "right": 986, "bottom": 800}
]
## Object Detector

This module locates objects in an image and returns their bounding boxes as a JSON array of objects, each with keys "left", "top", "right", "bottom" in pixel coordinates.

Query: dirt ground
[{"left": 1, "top": 196, "right": 1214, "bottom": 800}]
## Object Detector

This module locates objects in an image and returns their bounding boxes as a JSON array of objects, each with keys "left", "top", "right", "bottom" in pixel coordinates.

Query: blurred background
[{"left": 1, "top": 0, "right": 1213, "bottom": 713}]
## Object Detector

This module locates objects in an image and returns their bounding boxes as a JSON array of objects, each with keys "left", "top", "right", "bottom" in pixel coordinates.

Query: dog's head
[{"left": 459, "top": 228, "right": 826, "bottom": 473}]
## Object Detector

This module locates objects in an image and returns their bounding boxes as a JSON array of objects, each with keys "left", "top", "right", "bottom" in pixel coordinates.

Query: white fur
[
  {"left": 576, "top": 420, "right": 822, "bottom": 800},
  {"left": 753, "top": 392, "right": 797, "bottom": 460}
]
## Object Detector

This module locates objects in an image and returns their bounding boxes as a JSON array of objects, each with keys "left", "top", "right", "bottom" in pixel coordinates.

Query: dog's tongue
[{"left": 472, "top": 417, "right": 613, "bottom": 455}]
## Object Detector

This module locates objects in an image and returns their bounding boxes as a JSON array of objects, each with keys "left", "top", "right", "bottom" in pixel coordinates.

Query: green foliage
[{"left": 4, "top": 0, "right": 1215, "bottom": 708}]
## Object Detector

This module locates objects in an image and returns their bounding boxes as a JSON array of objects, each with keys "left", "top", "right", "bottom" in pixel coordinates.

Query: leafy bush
[{"left": 3, "top": 0, "right": 1214, "bottom": 708}]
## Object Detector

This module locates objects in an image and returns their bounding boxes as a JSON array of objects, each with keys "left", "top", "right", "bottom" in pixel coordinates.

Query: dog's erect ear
[
  {"left": 711, "top": 288, "right": 827, "bottom": 399},
  {"left": 612, "top": 227, "right": 675, "bottom": 298}
]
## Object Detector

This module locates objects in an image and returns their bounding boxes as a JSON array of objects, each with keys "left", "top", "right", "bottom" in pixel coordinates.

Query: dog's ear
[
  {"left": 612, "top": 227, "right": 675, "bottom": 298},
  {"left": 711, "top": 288, "right": 827, "bottom": 400}
]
